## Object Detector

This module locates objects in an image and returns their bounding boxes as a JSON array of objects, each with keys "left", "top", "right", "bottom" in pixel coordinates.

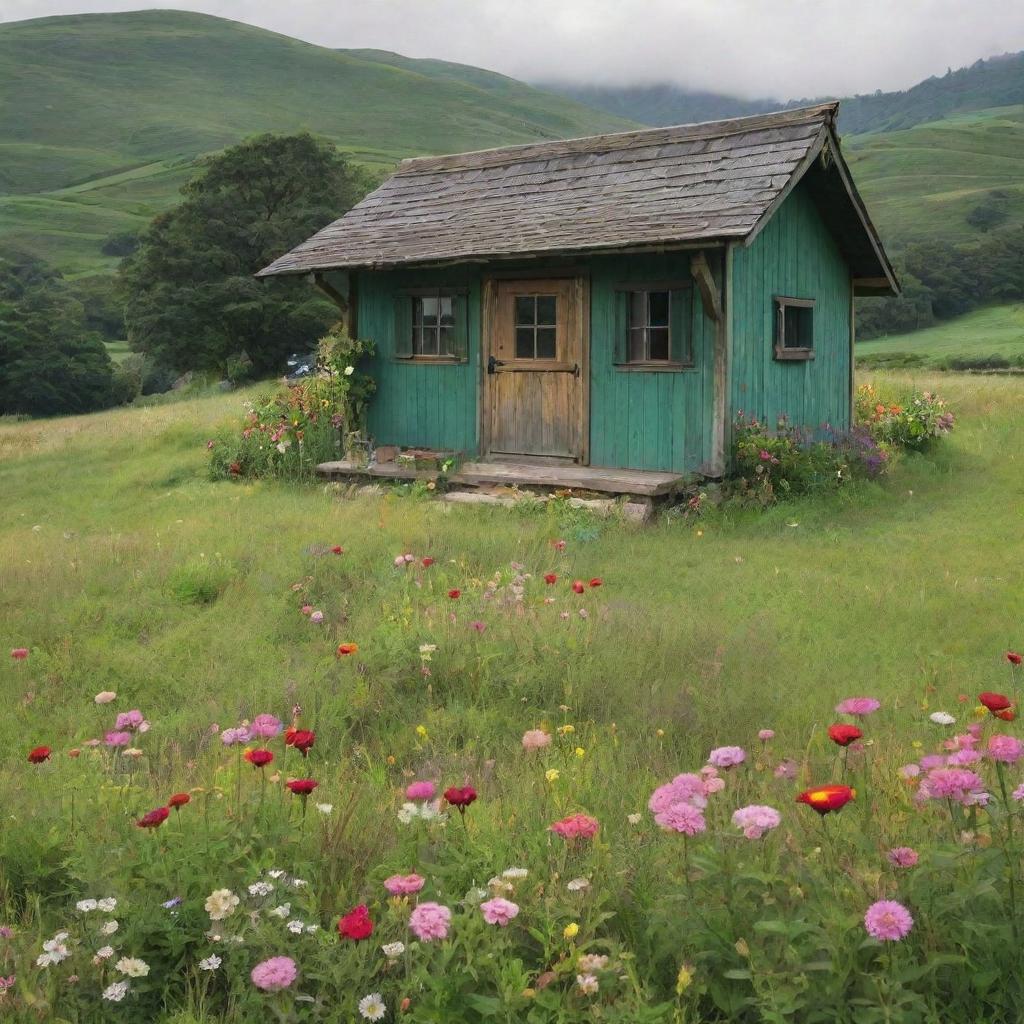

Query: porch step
[{"left": 316, "top": 459, "right": 684, "bottom": 497}]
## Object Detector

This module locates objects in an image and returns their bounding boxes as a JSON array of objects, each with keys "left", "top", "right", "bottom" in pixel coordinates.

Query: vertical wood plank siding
[
  {"left": 729, "top": 183, "right": 852, "bottom": 433},
  {"left": 587, "top": 252, "right": 717, "bottom": 473},
  {"left": 358, "top": 267, "right": 482, "bottom": 454}
]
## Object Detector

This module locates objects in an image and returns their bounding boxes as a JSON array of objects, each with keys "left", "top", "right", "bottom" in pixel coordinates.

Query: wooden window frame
[
  {"left": 394, "top": 287, "right": 469, "bottom": 364},
  {"left": 613, "top": 281, "right": 695, "bottom": 372},
  {"left": 773, "top": 296, "right": 816, "bottom": 362}
]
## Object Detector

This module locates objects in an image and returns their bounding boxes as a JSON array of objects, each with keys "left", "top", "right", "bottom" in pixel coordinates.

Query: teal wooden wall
[
  {"left": 729, "top": 183, "right": 853, "bottom": 432},
  {"left": 355, "top": 253, "right": 720, "bottom": 473},
  {"left": 587, "top": 252, "right": 718, "bottom": 473},
  {"left": 357, "top": 266, "right": 482, "bottom": 454}
]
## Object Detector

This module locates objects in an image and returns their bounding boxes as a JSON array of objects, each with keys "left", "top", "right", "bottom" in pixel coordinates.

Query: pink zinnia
[
  {"left": 758, "top": 729, "right": 775, "bottom": 742},
  {"left": 886, "top": 847, "right": 919, "bottom": 868},
  {"left": 310, "top": 611, "right": 324, "bottom": 624},
  {"left": 249, "top": 714, "right": 282, "bottom": 739},
  {"left": 707, "top": 746, "right": 746, "bottom": 769},
  {"left": 774, "top": 759, "right": 798, "bottom": 780},
  {"left": 731, "top": 804, "right": 781, "bottom": 839},
  {"left": 550, "top": 813, "right": 600, "bottom": 841},
  {"left": 480, "top": 897, "right": 520, "bottom": 926},
  {"left": 384, "top": 873, "right": 425, "bottom": 896},
  {"left": 836, "top": 697, "right": 881, "bottom": 717},
  {"left": 917, "top": 767, "right": 989, "bottom": 807},
  {"left": 899, "top": 764, "right": 921, "bottom": 779},
  {"left": 655, "top": 801, "right": 707, "bottom": 835},
  {"left": 946, "top": 749, "right": 982, "bottom": 766},
  {"left": 115, "top": 709, "right": 145, "bottom": 731},
  {"left": 250, "top": 956, "right": 297, "bottom": 991},
  {"left": 864, "top": 900, "right": 913, "bottom": 941},
  {"left": 649, "top": 773, "right": 708, "bottom": 814},
  {"left": 10, "top": 648, "right": 28, "bottom": 660},
  {"left": 104, "top": 731, "right": 132, "bottom": 748},
  {"left": 405, "top": 780, "right": 436, "bottom": 801},
  {"left": 987, "top": 734, "right": 1024, "bottom": 764},
  {"left": 409, "top": 902, "right": 451, "bottom": 942},
  {"left": 469, "top": 620, "right": 487, "bottom": 633},
  {"left": 1013, "top": 783, "right": 1024, "bottom": 802},
  {"left": 522, "top": 729, "right": 552, "bottom": 751},
  {"left": 221, "top": 726, "right": 250, "bottom": 746}
]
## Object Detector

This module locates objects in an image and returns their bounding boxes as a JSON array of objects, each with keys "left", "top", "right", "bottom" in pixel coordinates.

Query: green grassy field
[
  {"left": 846, "top": 105, "right": 1024, "bottom": 248},
  {"left": 0, "top": 10, "right": 634, "bottom": 276},
  {"left": 1, "top": 373, "right": 1023, "bottom": 1019},
  {"left": 857, "top": 303, "right": 1024, "bottom": 367}
]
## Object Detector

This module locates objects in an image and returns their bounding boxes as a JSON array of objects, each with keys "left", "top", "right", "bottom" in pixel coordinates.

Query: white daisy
[
  {"left": 102, "top": 981, "right": 129, "bottom": 1002},
  {"left": 75, "top": 899, "right": 98, "bottom": 913},
  {"left": 358, "top": 992, "right": 387, "bottom": 1021},
  {"left": 198, "top": 955, "right": 222, "bottom": 971},
  {"left": 116, "top": 957, "right": 149, "bottom": 978},
  {"left": 97, "top": 898, "right": 117, "bottom": 913}
]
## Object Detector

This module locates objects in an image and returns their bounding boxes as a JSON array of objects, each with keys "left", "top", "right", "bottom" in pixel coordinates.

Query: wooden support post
[
  {"left": 314, "top": 271, "right": 358, "bottom": 337},
  {"left": 692, "top": 249, "right": 728, "bottom": 478},
  {"left": 690, "top": 251, "right": 722, "bottom": 324}
]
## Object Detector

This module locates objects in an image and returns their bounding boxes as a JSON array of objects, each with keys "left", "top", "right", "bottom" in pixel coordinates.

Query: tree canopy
[
  {"left": 121, "top": 133, "right": 375, "bottom": 375},
  {"left": 0, "top": 252, "right": 130, "bottom": 417}
]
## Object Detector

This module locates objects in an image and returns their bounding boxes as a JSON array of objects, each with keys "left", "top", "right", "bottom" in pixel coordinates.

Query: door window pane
[
  {"left": 648, "top": 290, "right": 670, "bottom": 327},
  {"left": 515, "top": 296, "right": 535, "bottom": 327},
  {"left": 536, "top": 327, "right": 556, "bottom": 359},
  {"left": 515, "top": 327, "right": 535, "bottom": 358},
  {"left": 536, "top": 295, "right": 557, "bottom": 325}
]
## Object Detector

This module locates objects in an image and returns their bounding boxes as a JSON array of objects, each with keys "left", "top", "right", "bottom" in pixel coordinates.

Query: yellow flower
[
  {"left": 656, "top": 728, "right": 665, "bottom": 738},
  {"left": 415, "top": 725, "right": 429, "bottom": 739},
  {"left": 386, "top": 755, "right": 396, "bottom": 765},
  {"left": 557, "top": 724, "right": 575, "bottom": 736},
  {"left": 545, "top": 768, "right": 560, "bottom": 783},
  {"left": 974, "top": 705, "right": 988, "bottom": 718},
  {"left": 911, "top": 740, "right": 923, "bottom": 749},
  {"left": 574, "top": 747, "right": 586, "bottom": 758},
  {"left": 675, "top": 964, "right": 694, "bottom": 995},
  {"left": 563, "top": 922, "right": 579, "bottom": 940}
]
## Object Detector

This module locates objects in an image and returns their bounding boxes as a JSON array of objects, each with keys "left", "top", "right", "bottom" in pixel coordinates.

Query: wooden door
[{"left": 484, "top": 277, "right": 587, "bottom": 461}]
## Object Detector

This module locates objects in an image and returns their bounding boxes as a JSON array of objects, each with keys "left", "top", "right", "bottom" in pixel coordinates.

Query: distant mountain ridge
[{"left": 541, "top": 50, "right": 1024, "bottom": 135}]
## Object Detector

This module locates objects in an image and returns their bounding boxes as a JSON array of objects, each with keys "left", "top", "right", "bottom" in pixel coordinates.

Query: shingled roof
[{"left": 257, "top": 102, "right": 897, "bottom": 294}]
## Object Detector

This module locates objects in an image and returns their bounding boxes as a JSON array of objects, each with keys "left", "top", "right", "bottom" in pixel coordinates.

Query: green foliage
[
  {"left": 0, "top": 251, "right": 129, "bottom": 416},
  {"left": 67, "top": 274, "right": 127, "bottom": 341},
  {"left": 855, "top": 383, "right": 956, "bottom": 450},
  {"left": 120, "top": 133, "right": 374, "bottom": 376}
]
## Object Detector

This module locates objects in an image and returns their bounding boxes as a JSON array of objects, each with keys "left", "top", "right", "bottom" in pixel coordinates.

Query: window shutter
[
  {"left": 670, "top": 287, "right": 692, "bottom": 365},
  {"left": 452, "top": 292, "right": 469, "bottom": 361},
  {"left": 393, "top": 293, "right": 413, "bottom": 358},
  {"left": 613, "top": 290, "right": 629, "bottom": 364}
]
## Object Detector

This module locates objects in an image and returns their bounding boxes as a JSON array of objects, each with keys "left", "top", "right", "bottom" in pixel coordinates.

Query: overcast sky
[{"left": 2, "top": 0, "right": 1023, "bottom": 98}]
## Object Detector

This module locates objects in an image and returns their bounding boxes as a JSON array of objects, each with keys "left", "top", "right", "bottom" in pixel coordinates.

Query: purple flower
[
  {"left": 707, "top": 746, "right": 746, "bottom": 769},
  {"left": 249, "top": 714, "right": 282, "bottom": 739},
  {"left": 250, "top": 956, "right": 297, "bottom": 991},
  {"left": 405, "top": 780, "right": 436, "bottom": 801},
  {"left": 886, "top": 847, "right": 919, "bottom": 868},
  {"left": 104, "top": 731, "right": 132, "bottom": 748},
  {"left": 987, "top": 734, "right": 1024, "bottom": 764},
  {"left": 731, "top": 804, "right": 781, "bottom": 839},
  {"left": 864, "top": 900, "right": 913, "bottom": 941},
  {"left": 220, "top": 727, "right": 250, "bottom": 747},
  {"left": 835, "top": 697, "right": 881, "bottom": 717}
]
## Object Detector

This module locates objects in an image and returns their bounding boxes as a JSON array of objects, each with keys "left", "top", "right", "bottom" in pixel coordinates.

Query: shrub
[{"left": 855, "top": 383, "right": 955, "bottom": 450}]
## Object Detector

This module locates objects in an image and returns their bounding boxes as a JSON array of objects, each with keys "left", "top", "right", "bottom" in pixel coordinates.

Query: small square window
[
  {"left": 411, "top": 292, "right": 461, "bottom": 357},
  {"left": 774, "top": 297, "right": 815, "bottom": 360},
  {"left": 620, "top": 288, "right": 690, "bottom": 367},
  {"left": 511, "top": 292, "right": 559, "bottom": 360}
]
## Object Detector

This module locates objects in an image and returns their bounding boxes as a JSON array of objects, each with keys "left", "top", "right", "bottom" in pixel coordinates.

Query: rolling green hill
[
  {"left": 0, "top": 10, "right": 635, "bottom": 274},
  {"left": 846, "top": 106, "right": 1024, "bottom": 248}
]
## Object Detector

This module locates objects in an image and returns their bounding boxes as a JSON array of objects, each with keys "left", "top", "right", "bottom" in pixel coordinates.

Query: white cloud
[{"left": 2, "top": 0, "right": 1023, "bottom": 99}]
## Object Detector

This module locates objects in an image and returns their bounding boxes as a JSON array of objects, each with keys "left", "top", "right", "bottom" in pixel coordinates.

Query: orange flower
[
  {"left": 337, "top": 643, "right": 359, "bottom": 656},
  {"left": 796, "top": 784, "right": 855, "bottom": 815}
]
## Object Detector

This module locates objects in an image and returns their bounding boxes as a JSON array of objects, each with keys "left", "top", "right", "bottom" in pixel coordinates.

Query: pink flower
[
  {"left": 310, "top": 611, "right": 324, "bottom": 624},
  {"left": 919, "top": 754, "right": 945, "bottom": 770},
  {"left": 886, "top": 847, "right": 919, "bottom": 868},
  {"left": 220, "top": 727, "right": 250, "bottom": 746},
  {"left": 115, "top": 710, "right": 145, "bottom": 731},
  {"left": 249, "top": 714, "right": 282, "bottom": 739},
  {"left": 946, "top": 749, "right": 982, "bottom": 766},
  {"left": 987, "top": 734, "right": 1024, "bottom": 764},
  {"left": 480, "top": 897, "right": 520, "bottom": 926},
  {"left": 409, "top": 902, "right": 451, "bottom": 942},
  {"left": 384, "top": 873, "right": 425, "bottom": 896},
  {"left": 94, "top": 691, "right": 117, "bottom": 705},
  {"left": 649, "top": 773, "right": 708, "bottom": 814},
  {"left": 1013, "top": 783, "right": 1024, "bottom": 802},
  {"left": 655, "top": 801, "right": 706, "bottom": 835},
  {"left": 250, "top": 956, "right": 297, "bottom": 991},
  {"left": 301, "top": 604, "right": 313, "bottom": 615},
  {"left": 758, "top": 729, "right": 775, "bottom": 742},
  {"left": 707, "top": 746, "right": 746, "bottom": 769},
  {"left": 835, "top": 697, "right": 881, "bottom": 717},
  {"left": 731, "top": 804, "right": 781, "bottom": 839},
  {"left": 774, "top": 759, "right": 798, "bottom": 780},
  {"left": 864, "top": 900, "right": 913, "bottom": 941},
  {"left": 104, "top": 731, "right": 132, "bottom": 748},
  {"left": 522, "top": 729, "right": 552, "bottom": 751},
  {"left": 405, "top": 780, "right": 436, "bottom": 801},
  {"left": 917, "top": 767, "right": 989, "bottom": 806},
  {"left": 550, "top": 813, "right": 600, "bottom": 841},
  {"left": 899, "top": 764, "right": 921, "bottom": 779},
  {"left": 469, "top": 620, "right": 487, "bottom": 633},
  {"left": 10, "top": 648, "right": 28, "bottom": 661}
]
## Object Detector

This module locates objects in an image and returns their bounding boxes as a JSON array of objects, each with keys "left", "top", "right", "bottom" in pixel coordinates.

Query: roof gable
[{"left": 258, "top": 102, "right": 897, "bottom": 294}]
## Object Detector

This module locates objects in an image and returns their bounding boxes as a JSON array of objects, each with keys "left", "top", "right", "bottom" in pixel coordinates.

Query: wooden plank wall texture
[{"left": 729, "top": 183, "right": 852, "bottom": 434}]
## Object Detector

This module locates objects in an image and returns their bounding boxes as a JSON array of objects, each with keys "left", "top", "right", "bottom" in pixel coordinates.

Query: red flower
[
  {"left": 1007, "top": 651, "right": 1022, "bottom": 666},
  {"left": 137, "top": 806, "right": 170, "bottom": 829},
  {"left": 337, "top": 643, "right": 359, "bottom": 656},
  {"left": 544, "top": 573, "right": 557, "bottom": 584},
  {"left": 422, "top": 557, "right": 435, "bottom": 567},
  {"left": 552, "top": 539, "right": 567, "bottom": 550},
  {"left": 27, "top": 746, "right": 51, "bottom": 764},
  {"left": 10, "top": 648, "right": 28, "bottom": 660},
  {"left": 444, "top": 785, "right": 477, "bottom": 810},
  {"left": 244, "top": 748, "right": 274, "bottom": 768},
  {"left": 995, "top": 707, "right": 1017, "bottom": 722},
  {"left": 979, "top": 691, "right": 1012, "bottom": 713},
  {"left": 331, "top": 545, "right": 344, "bottom": 555},
  {"left": 229, "top": 462, "right": 241, "bottom": 476},
  {"left": 588, "top": 578, "right": 603, "bottom": 588},
  {"left": 796, "top": 784, "right": 855, "bottom": 816},
  {"left": 337, "top": 904, "right": 373, "bottom": 940},
  {"left": 448, "top": 589, "right": 461, "bottom": 600},
  {"left": 827, "top": 724, "right": 862, "bottom": 747},
  {"left": 285, "top": 729, "right": 316, "bottom": 756},
  {"left": 571, "top": 580, "right": 585, "bottom": 594},
  {"left": 168, "top": 793, "right": 191, "bottom": 809},
  {"left": 286, "top": 778, "right": 318, "bottom": 795}
]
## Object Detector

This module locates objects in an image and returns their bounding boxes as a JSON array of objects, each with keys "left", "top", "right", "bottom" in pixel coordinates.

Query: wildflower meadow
[{"left": 2, "top": 371, "right": 1024, "bottom": 1022}]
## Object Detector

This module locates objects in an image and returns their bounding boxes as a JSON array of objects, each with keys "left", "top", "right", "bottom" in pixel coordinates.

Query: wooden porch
[{"left": 316, "top": 458, "right": 686, "bottom": 498}]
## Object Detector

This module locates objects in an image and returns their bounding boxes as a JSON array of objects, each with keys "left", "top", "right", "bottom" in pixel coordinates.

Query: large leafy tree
[
  {"left": 0, "top": 252, "right": 128, "bottom": 417},
  {"left": 121, "top": 133, "right": 374, "bottom": 375}
]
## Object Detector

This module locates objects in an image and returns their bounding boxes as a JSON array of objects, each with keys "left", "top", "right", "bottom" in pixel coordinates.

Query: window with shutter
[
  {"left": 394, "top": 289, "right": 469, "bottom": 361},
  {"left": 613, "top": 285, "right": 694, "bottom": 370}
]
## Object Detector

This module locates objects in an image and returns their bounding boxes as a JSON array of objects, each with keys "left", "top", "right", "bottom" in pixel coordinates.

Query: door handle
[
  {"left": 572, "top": 362, "right": 580, "bottom": 378},
  {"left": 487, "top": 355, "right": 505, "bottom": 375}
]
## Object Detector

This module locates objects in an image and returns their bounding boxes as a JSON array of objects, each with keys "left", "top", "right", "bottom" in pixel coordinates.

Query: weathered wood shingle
[{"left": 257, "top": 102, "right": 891, "bottom": 288}]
